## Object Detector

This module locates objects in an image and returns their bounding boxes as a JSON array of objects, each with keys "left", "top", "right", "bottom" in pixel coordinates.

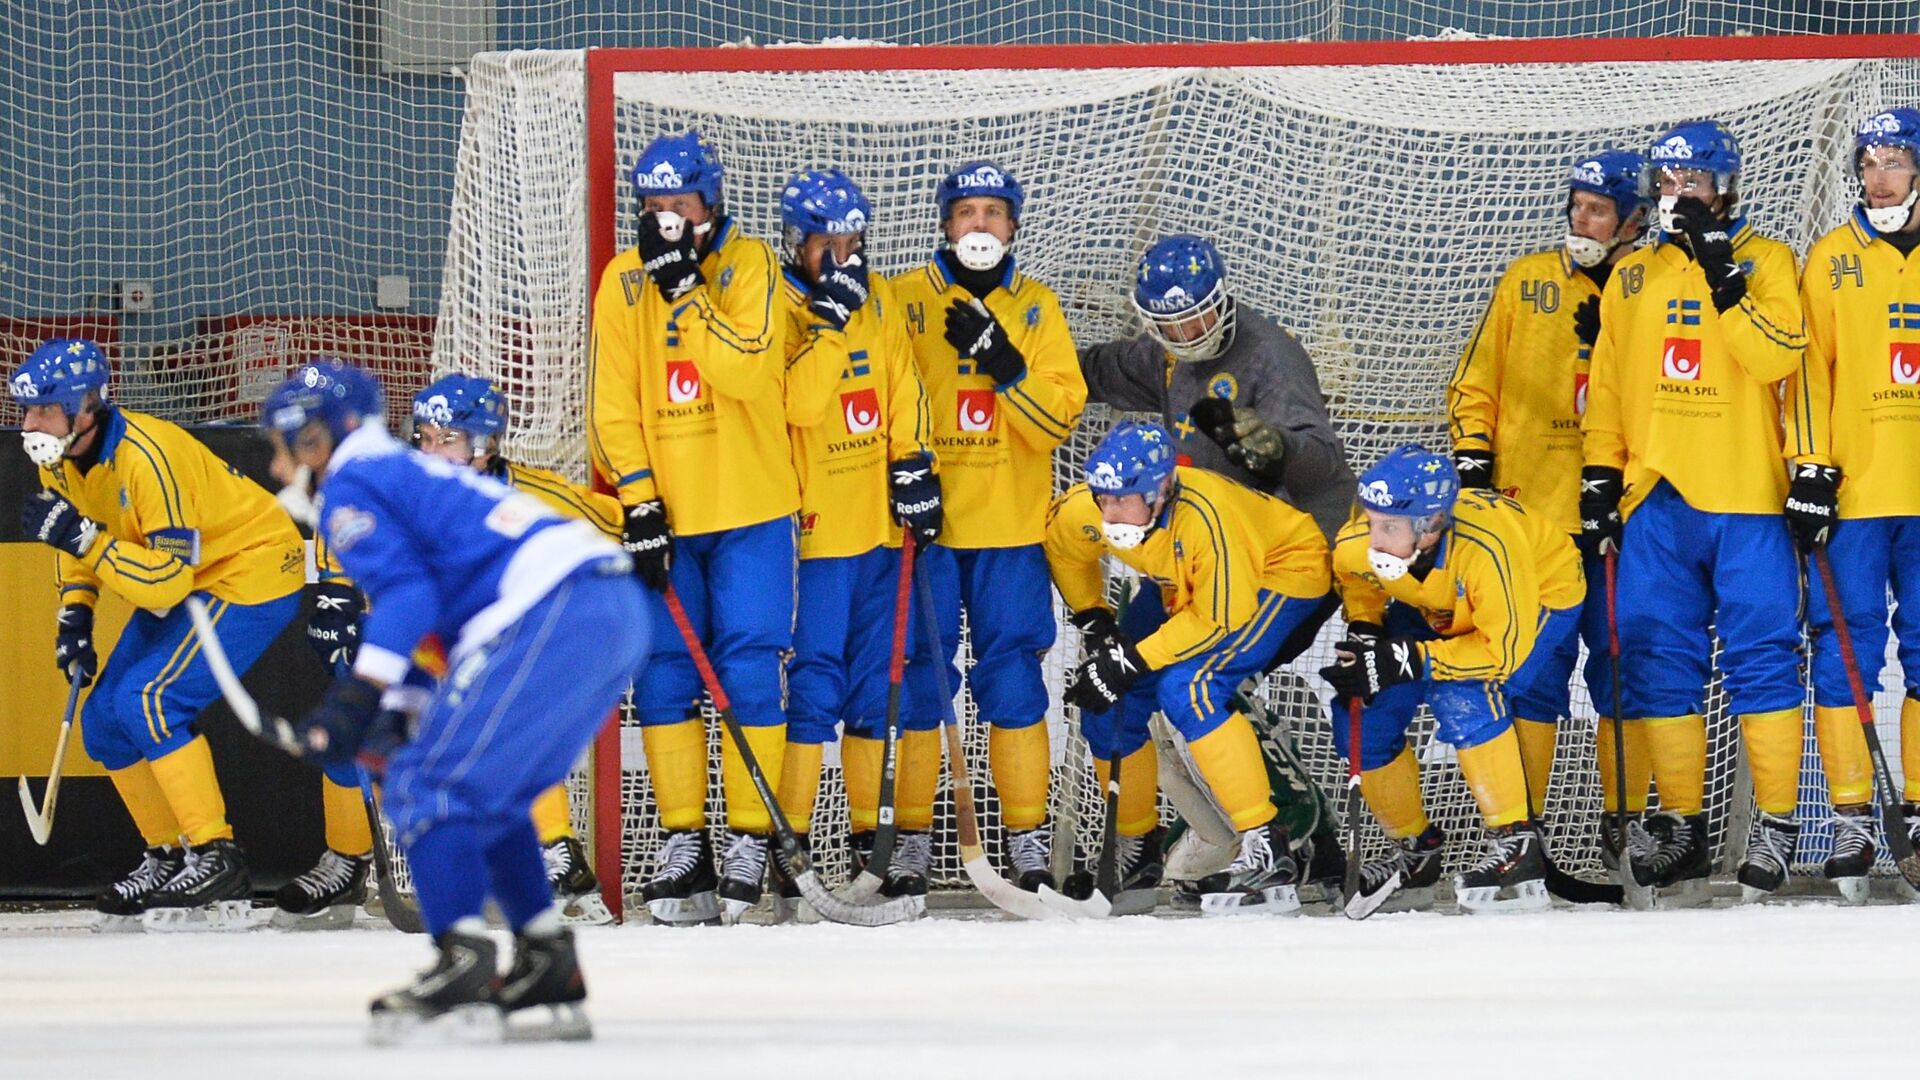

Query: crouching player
[
  {"left": 1322, "top": 446, "right": 1584, "bottom": 914},
  {"left": 261, "top": 363, "right": 647, "bottom": 1044},
  {"left": 1044, "top": 421, "right": 1332, "bottom": 915}
]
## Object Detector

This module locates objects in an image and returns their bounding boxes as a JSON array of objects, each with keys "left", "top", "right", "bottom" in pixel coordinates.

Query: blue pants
[
  {"left": 83, "top": 591, "right": 301, "bottom": 770},
  {"left": 911, "top": 544, "right": 1055, "bottom": 729},
  {"left": 1807, "top": 516, "right": 1920, "bottom": 707},
  {"left": 1615, "top": 481, "right": 1802, "bottom": 718},
  {"left": 1080, "top": 587, "right": 1332, "bottom": 760},
  {"left": 788, "top": 545, "right": 940, "bottom": 744},
  {"left": 634, "top": 516, "right": 796, "bottom": 728},
  {"left": 1505, "top": 596, "right": 1599, "bottom": 722},
  {"left": 386, "top": 567, "right": 649, "bottom": 847}
]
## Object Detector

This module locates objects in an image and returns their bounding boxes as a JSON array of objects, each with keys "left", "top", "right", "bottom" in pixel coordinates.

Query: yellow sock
[
  {"left": 989, "top": 723, "right": 1050, "bottom": 831},
  {"left": 1644, "top": 714, "right": 1707, "bottom": 816},
  {"left": 842, "top": 734, "right": 883, "bottom": 833},
  {"left": 1456, "top": 727, "right": 1530, "bottom": 829},
  {"left": 1093, "top": 743, "right": 1161, "bottom": 836},
  {"left": 1596, "top": 718, "right": 1652, "bottom": 813},
  {"left": 1812, "top": 706, "right": 1872, "bottom": 808},
  {"left": 1741, "top": 707, "right": 1803, "bottom": 816},
  {"left": 147, "top": 735, "right": 232, "bottom": 845},
  {"left": 642, "top": 719, "right": 708, "bottom": 832},
  {"left": 1904, "top": 697, "right": 1920, "bottom": 802},
  {"left": 322, "top": 776, "right": 374, "bottom": 857},
  {"left": 722, "top": 724, "right": 787, "bottom": 834},
  {"left": 1187, "top": 712, "right": 1277, "bottom": 831},
  {"left": 777, "top": 741, "right": 825, "bottom": 834},
  {"left": 898, "top": 728, "right": 942, "bottom": 832},
  {"left": 530, "top": 784, "right": 573, "bottom": 844},
  {"left": 109, "top": 760, "right": 181, "bottom": 848},
  {"left": 1513, "top": 718, "right": 1557, "bottom": 813},
  {"left": 1359, "top": 745, "right": 1428, "bottom": 840}
]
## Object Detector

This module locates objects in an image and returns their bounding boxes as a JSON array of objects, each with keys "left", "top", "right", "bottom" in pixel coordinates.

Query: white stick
[
  {"left": 18, "top": 666, "right": 84, "bottom": 845},
  {"left": 186, "top": 596, "right": 302, "bottom": 754}
]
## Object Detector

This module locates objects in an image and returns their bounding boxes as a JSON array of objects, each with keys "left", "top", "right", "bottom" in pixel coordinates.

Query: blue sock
[
  {"left": 482, "top": 816, "right": 553, "bottom": 932},
  {"left": 403, "top": 820, "right": 488, "bottom": 938}
]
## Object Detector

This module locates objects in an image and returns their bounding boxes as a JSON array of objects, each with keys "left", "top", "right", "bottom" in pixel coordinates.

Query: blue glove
[
  {"left": 21, "top": 491, "right": 100, "bottom": 559},
  {"left": 296, "top": 677, "right": 386, "bottom": 769}
]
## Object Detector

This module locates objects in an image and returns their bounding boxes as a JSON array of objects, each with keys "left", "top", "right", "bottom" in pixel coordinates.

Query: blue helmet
[
  {"left": 1854, "top": 107, "right": 1920, "bottom": 172},
  {"left": 1085, "top": 421, "right": 1177, "bottom": 499},
  {"left": 262, "top": 361, "right": 384, "bottom": 446},
  {"left": 1357, "top": 445, "right": 1460, "bottom": 519},
  {"left": 936, "top": 161, "right": 1024, "bottom": 222},
  {"left": 9, "top": 338, "right": 110, "bottom": 417},
  {"left": 1132, "top": 234, "right": 1235, "bottom": 362},
  {"left": 630, "top": 130, "right": 724, "bottom": 208},
  {"left": 780, "top": 168, "right": 872, "bottom": 262},
  {"left": 1568, "top": 149, "right": 1648, "bottom": 223},
  {"left": 1646, "top": 120, "right": 1741, "bottom": 196},
  {"left": 412, "top": 373, "right": 506, "bottom": 440}
]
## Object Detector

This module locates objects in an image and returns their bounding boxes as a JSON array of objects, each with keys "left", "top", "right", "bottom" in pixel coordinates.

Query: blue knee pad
[{"left": 1427, "top": 678, "right": 1510, "bottom": 750}]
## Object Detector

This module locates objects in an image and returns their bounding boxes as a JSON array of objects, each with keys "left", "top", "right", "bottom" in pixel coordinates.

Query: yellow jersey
[
  {"left": 587, "top": 216, "right": 798, "bottom": 536},
  {"left": 1332, "top": 489, "right": 1583, "bottom": 683},
  {"left": 1583, "top": 220, "right": 1806, "bottom": 516},
  {"left": 1786, "top": 209, "right": 1920, "bottom": 519},
  {"left": 893, "top": 257, "right": 1086, "bottom": 549},
  {"left": 40, "top": 406, "right": 304, "bottom": 612},
  {"left": 1448, "top": 248, "right": 1600, "bottom": 534},
  {"left": 495, "top": 459, "right": 623, "bottom": 539},
  {"left": 1044, "top": 466, "right": 1328, "bottom": 671},
  {"left": 783, "top": 270, "right": 933, "bottom": 560}
]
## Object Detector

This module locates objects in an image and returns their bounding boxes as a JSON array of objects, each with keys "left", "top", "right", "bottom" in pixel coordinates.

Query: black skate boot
[
  {"left": 642, "top": 829, "right": 719, "bottom": 926},
  {"left": 1348, "top": 824, "right": 1446, "bottom": 918},
  {"left": 1823, "top": 805, "right": 1875, "bottom": 906},
  {"left": 1903, "top": 803, "right": 1920, "bottom": 903},
  {"left": 544, "top": 836, "right": 612, "bottom": 925},
  {"left": 1007, "top": 824, "right": 1056, "bottom": 893},
  {"left": 1632, "top": 811, "right": 1710, "bottom": 906},
  {"left": 1737, "top": 811, "right": 1800, "bottom": 902},
  {"left": 1198, "top": 818, "right": 1301, "bottom": 917},
  {"left": 142, "top": 838, "right": 254, "bottom": 932},
  {"left": 368, "top": 928, "right": 503, "bottom": 1046},
  {"left": 1062, "top": 825, "right": 1167, "bottom": 914},
  {"left": 1298, "top": 829, "right": 1347, "bottom": 906},
  {"left": 498, "top": 928, "right": 591, "bottom": 1042},
  {"left": 770, "top": 831, "right": 814, "bottom": 924},
  {"left": 882, "top": 831, "right": 933, "bottom": 908},
  {"left": 272, "top": 848, "right": 369, "bottom": 930},
  {"left": 1454, "top": 821, "right": 1550, "bottom": 914},
  {"left": 716, "top": 829, "right": 770, "bottom": 925},
  {"left": 96, "top": 846, "right": 186, "bottom": 931}
]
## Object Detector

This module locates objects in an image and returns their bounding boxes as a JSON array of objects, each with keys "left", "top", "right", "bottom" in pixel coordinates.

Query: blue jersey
[{"left": 316, "top": 425, "right": 628, "bottom": 684}]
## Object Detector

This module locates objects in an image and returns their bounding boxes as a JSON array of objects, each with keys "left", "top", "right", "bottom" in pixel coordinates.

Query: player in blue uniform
[{"left": 260, "top": 363, "right": 648, "bottom": 1045}]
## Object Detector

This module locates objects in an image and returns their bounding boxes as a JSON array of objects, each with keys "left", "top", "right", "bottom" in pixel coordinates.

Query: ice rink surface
[{"left": 2, "top": 901, "right": 1916, "bottom": 1079}]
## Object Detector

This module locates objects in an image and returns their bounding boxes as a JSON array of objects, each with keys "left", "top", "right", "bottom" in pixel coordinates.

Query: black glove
[
  {"left": 21, "top": 491, "right": 100, "bottom": 559},
  {"left": 1577, "top": 465, "right": 1624, "bottom": 557},
  {"left": 622, "top": 499, "right": 673, "bottom": 591},
  {"left": 944, "top": 299, "right": 1026, "bottom": 386},
  {"left": 1069, "top": 606, "right": 1122, "bottom": 650},
  {"left": 54, "top": 603, "right": 97, "bottom": 687},
  {"left": 1189, "top": 397, "right": 1287, "bottom": 483},
  {"left": 1066, "top": 636, "right": 1149, "bottom": 714},
  {"left": 305, "top": 581, "right": 363, "bottom": 670},
  {"left": 294, "top": 677, "right": 385, "bottom": 769},
  {"left": 1319, "top": 635, "right": 1424, "bottom": 705},
  {"left": 354, "top": 708, "right": 414, "bottom": 780},
  {"left": 635, "top": 211, "right": 705, "bottom": 302},
  {"left": 1453, "top": 449, "right": 1496, "bottom": 491},
  {"left": 1784, "top": 462, "right": 1841, "bottom": 552},
  {"left": 1669, "top": 197, "right": 1746, "bottom": 313},
  {"left": 806, "top": 249, "right": 870, "bottom": 330},
  {"left": 1342, "top": 620, "right": 1384, "bottom": 646},
  {"left": 888, "top": 454, "right": 942, "bottom": 544},
  {"left": 1573, "top": 294, "right": 1601, "bottom": 348}
]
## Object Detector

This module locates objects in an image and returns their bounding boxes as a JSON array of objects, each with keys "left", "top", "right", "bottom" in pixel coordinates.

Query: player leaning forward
[
  {"left": 589, "top": 131, "right": 798, "bottom": 923},
  {"left": 893, "top": 161, "right": 1088, "bottom": 889},
  {"left": 1323, "top": 448, "right": 1583, "bottom": 913},
  {"left": 1784, "top": 107, "right": 1920, "bottom": 902},
  {"left": 1580, "top": 120, "right": 1808, "bottom": 903},
  {"left": 1046, "top": 421, "right": 1331, "bottom": 914},
  {"left": 12, "top": 339, "right": 304, "bottom": 929},
  {"left": 262, "top": 363, "right": 646, "bottom": 1042}
]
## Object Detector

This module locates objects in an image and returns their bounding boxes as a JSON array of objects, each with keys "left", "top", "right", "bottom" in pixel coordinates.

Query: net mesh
[{"left": 422, "top": 49, "right": 1920, "bottom": 908}]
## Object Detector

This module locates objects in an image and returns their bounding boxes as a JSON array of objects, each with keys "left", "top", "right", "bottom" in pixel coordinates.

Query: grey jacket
[{"left": 1078, "top": 308, "right": 1355, "bottom": 539}]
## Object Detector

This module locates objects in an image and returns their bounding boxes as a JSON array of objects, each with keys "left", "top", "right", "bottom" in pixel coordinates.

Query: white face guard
[
  {"left": 276, "top": 465, "right": 318, "bottom": 528},
  {"left": 1134, "top": 282, "right": 1234, "bottom": 363},
  {"left": 1656, "top": 194, "right": 1682, "bottom": 236},
  {"left": 1101, "top": 520, "right": 1150, "bottom": 550},
  {"left": 1866, "top": 189, "right": 1919, "bottom": 233},
  {"left": 1367, "top": 545, "right": 1416, "bottom": 582},
  {"left": 1858, "top": 146, "right": 1920, "bottom": 233},
  {"left": 652, "top": 209, "right": 715, "bottom": 244},
  {"left": 22, "top": 429, "right": 74, "bottom": 468},
  {"left": 950, "top": 230, "right": 1007, "bottom": 272}
]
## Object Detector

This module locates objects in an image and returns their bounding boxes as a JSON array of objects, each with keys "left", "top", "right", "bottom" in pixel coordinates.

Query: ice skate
[
  {"left": 1902, "top": 803, "right": 1920, "bottom": 903},
  {"left": 770, "top": 832, "right": 819, "bottom": 925},
  {"left": 642, "top": 829, "right": 719, "bottom": 925},
  {"left": 1822, "top": 805, "right": 1875, "bottom": 906},
  {"left": 271, "top": 849, "right": 369, "bottom": 930},
  {"left": 544, "top": 836, "right": 613, "bottom": 925},
  {"left": 1454, "top": 821, "right": 1550, "bottom": 914},
  {"left": 716, "top": 829, "right": 769, "bottom": 925},
  {"left": 1348, "top": 824, "right": 1445, "bottom": 918},
  {"left": 141, "top": 839, "right": 256, "bottom": 932},
  {"left": 499, "top": 928, "right": 592, "bottom": 1042},
  {"left": 1199, "top": 819, "right": 1301, "bottom": 916},
  {"left": 94, "top": 846, "right": 185, "bottom": 933},
  {"left": 1061, "top": 826, "right": 1165, "bottom": 916},
  {"left": 1007, "top": 824, "right": 1056, "bottom": 893},
  {"left": 1632, "top": 812, "right": 1710, "bottom": 908},
  {"left": 881, "top": 830, "right": 932, "bottom": 918},
  {"left": 367, "top": 928, "right": 504, "bottom": 1046},
  {"left": 1736, "top": 811, "right": 1799, "bottom": 902}
]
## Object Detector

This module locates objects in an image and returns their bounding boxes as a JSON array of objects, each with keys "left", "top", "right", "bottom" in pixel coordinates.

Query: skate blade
[
  {"left": 368, "top": 1004, "right": 504, "bottom": 1047},
  {"left": 718, "top": 897, "right": 756, "bottom": 926},
  {"left": 1455, "top": 879, "right": 1551, "bottom": 915},
  {"left": 1832, "top": 876, "right": 1871, "bottom": 907},
  {"left": 1739, "top": 883, "right": 1778, "bottom": 905},
  {"left": 1898, "top": 877, "right": 1919, "bottom": 904},
  {"left": 1655, "top": 878, "right": 1712, "bottom": 910},
  {"left": 559, "top": 894, "right": 615, "bottom": 926},
  {"left": 1199, "top": 884, "right": 1301, "bottom": 917},
  {"left": 269, "top": 903, "right": 359, "bottom": 931},
  {"left": 505, "top": 1002, "right": 592, "bottom": 1043},
  {"left": 142, "top": 899, "right": 257, "bottom": 933},
  {"left": 645, "top": 892, "right": 721, "bottom": 926}
]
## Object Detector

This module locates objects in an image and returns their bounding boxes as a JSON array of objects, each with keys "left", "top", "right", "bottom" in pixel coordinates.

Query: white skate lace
[
  {"left": 1115, "top": 833, "right": 1145, "bottom": 876},
  {"left": 115, "top": 850, "right": 175, "bottom": 900},
  {"left": 542, "top": 840, "right": 575, "bottom": 882},
  {"left": 1228, "top": 826, "right": 1273, "bottom": 873},
  {"left": 654, "top": 830, "right": 706, "bottom": 883},
  {"left": 162, "top": 847, "right": 218, "bottom": 892},
  {"left": 1625, "top": 819, "right": 1658, "bottom": 863},
  {"left": 1828, "top": 812, "right": 1873, "bottom": 863},
  {"left": 888, "top": 832, "right": 932, "bottom": 878},
  {"left": 292, "top": 850, "right": 360, "bottom": 897},
  {"left": 721, "top": 831, "right": 768, "bottom": 884},
  {"left": 1644, "top": 815, "right": 1696, "bottom": 876},
  {"left": 1745, "top": 813, "right": 1794, "bottom": 874},
  {"left": 1358, "top": 844, "right": 1408, "bottom": 892},
  {"left": 1008, "top": 825, "right": 1051, "bottom": 874},
  {"left": 1465, "top": 833, "right": 1511, "bottom": 877}
]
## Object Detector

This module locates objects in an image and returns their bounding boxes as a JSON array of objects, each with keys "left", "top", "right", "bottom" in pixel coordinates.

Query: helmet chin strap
[{"left": 1865, "top": 187, "right": 1919, "bottom": 233}]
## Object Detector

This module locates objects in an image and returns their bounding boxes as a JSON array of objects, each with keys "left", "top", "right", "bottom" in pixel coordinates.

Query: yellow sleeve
[
  {"left": 1448, "top": 271, "right": 1514, "bottom": 452},
  {"left": 56, "top": 549, "right": 101, "bottom": 609},
  {"left": 1718, "top": 241, "right": 1806, "bottom": 386},
  {"left": 883, "top": 287, "right": 933, "bottom": 463},
  {"left": 1043, "top": 488, "right": 1107, "bottom": 616},
  {"left": 586, "top": 257, "right": 659, "bottom": 505},
  {"left": 508, "top": 464, "right": 625, "bottom": 540},
  {"left": 1785, "top": 252, "right": 1836, "bottom": 466},
  {"left": 784, "top": 320, "right": 851, "bottom": 429},
  {"left": 1423, "top": 526, "right": 1542, "bottom": 682},
  {"left": 314, "top": 532, "right": 352, "bottom": 585},
  {"left": 87, "top": 453, "right": 199, "bottom": 610},
  {"left": 998, "top": 289, "right": 1086, "bottom": 453},
  {"left": 675, "top": 240, "right": 783, "bottom": 401},
  {"left": 1582, "top": 268, "right": 1628, "bottom": 471},
  {"left": 1136, "top": 491, "right": 1261, "bottom": 670},
  {"left": 1331, "top": 528, "right": 1388, "bottom": 628}
]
